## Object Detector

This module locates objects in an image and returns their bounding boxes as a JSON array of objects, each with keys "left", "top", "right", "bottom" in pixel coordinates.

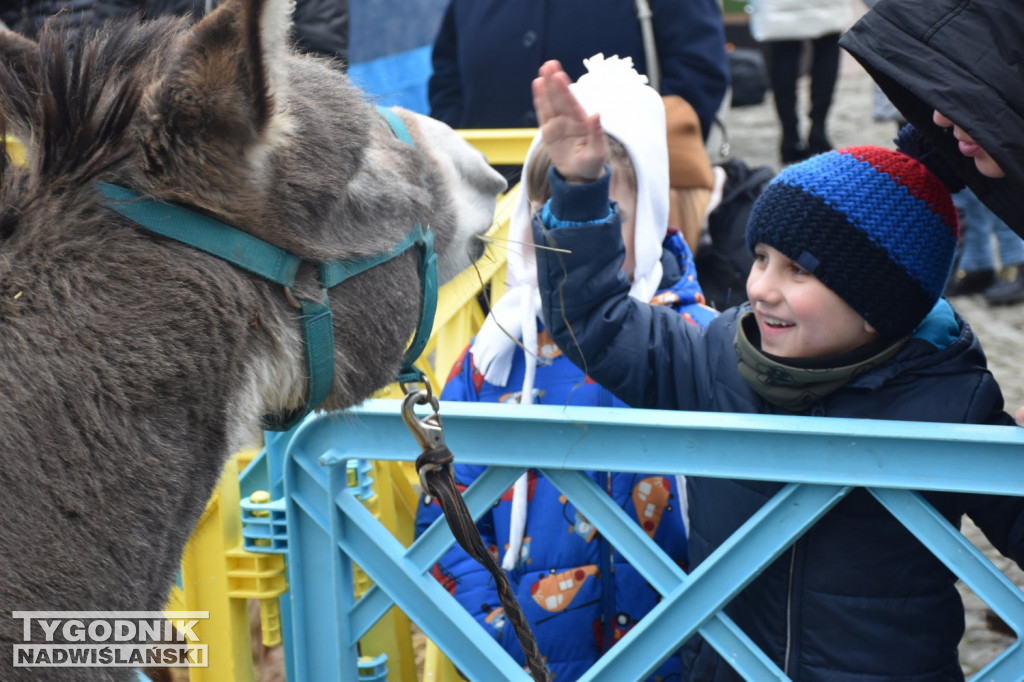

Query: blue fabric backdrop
[{"left": 348, "top": 0, "right": 448, "bottom": 113}]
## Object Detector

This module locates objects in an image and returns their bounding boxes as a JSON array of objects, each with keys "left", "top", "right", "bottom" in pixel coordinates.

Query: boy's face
[{"left": 746, "top": 244, "right": 879, "bottom": 358}]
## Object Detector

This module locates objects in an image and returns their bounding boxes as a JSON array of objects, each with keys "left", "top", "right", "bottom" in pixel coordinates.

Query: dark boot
[
  {"left": 945, "top": 268, "right": 996, "bottom": 296},
  {"left": 780, "top": 139, "right": 811, "bottom": 164},
  {"left": 807, "top": 126, "right": 832, "bottom": 156},
  {"left": 807, "top": 33, "right": 840, "bottom": 155},
  {"left": 767, "top": 41, "right": 806, "bottom": 164},
  {"left": 984, "top": 266, "right": 1024, "bottom": 305}
]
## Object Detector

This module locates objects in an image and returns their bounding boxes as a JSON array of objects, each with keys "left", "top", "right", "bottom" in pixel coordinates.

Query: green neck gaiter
[{"left": 734, "top": 312, "right": 908, "bottom": 412}]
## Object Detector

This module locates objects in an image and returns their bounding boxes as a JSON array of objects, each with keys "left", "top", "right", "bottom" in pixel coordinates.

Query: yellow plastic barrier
[
  {"left": 171, "top": 129, "right": 528, "bottom": 682},
  {"left": 458, "top": 128, "right": 536, "bottom": 166},
  {"left": 174, "top": 450, "right": 263, "bottom": 682},
  {"left": 4, "top": 136, "right": 27, "bottom": 166},
  {"left": 345, "top": 460, "right": 419, "bottom": 682}
]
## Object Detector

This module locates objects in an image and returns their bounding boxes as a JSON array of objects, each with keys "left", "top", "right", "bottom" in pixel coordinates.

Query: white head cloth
[
  {"left": 470, "top": 54, "right": 670, "bottom": 392},
  {"left": 463, "top": 55, "right": 670, "bottom": 571}
]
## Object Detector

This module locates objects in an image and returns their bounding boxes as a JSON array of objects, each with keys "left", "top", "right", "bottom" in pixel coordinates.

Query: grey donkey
[{"left": 0, "top": 0, "right": 506, "bottom": 678}]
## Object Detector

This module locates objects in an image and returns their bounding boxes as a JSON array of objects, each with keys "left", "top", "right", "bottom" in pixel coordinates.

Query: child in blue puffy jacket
[{"left": 416, "top": 55, "right": 716, "bottom": 681}]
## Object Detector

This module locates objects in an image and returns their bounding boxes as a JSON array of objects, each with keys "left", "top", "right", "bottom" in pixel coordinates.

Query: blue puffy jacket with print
[{"left": 416, "top": 231, "right": 716, "bottom": 681}]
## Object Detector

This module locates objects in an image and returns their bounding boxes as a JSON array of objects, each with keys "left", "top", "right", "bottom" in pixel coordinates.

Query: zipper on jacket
[
  {"left": 783, "top": 544, "right": 797, "bottom": 675},
  {"left": 599, "top": 471, "right": 615, "bottom": 652}
]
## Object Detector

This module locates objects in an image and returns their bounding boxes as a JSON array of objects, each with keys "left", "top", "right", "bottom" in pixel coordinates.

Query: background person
[
  {"left": 427, "top": 0, "right": 729, "bottom": 186},
  {"left": 840, "top": 0, "right": 1024, "bottom": 237},
  {"left": 945, "top": 188, "right": 1024, "bottom": 306},
  {"left": 747, "top": 0, "right": 852, "bottom": 163}
]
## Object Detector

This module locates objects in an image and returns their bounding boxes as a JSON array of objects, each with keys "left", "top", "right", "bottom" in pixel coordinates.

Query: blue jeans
[{"left": 954, "top": 189, "right": 1024, "bottom": 271}]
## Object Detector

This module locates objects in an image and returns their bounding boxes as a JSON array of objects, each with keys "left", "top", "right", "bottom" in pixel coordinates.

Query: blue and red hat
[{"left": 745, "top": 146, "right": 959, "bottom": 338}]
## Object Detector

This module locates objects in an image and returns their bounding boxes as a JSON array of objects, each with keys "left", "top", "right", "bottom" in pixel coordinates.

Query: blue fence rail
[{"left": 246, "top": 400, "right": 1024, "bottom": 681}]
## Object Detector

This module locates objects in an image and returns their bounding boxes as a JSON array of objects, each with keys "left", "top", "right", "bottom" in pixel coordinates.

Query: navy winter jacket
[
  {"left": 427, "top": 0, "right": 729, "bottom": 140},
  {"left": 0, "top": 0, "right": 143, "bottom": 37},
  {"left": 532, "top": 213, "right": 1024, "bottom": 681},
  {"left": 0, "top": 0, "right": 347, "bottom": 64}
]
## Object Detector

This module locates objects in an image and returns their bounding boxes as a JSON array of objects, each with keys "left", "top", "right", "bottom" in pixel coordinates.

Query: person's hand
[
  {"left": 532, "top": 60, "right": 608, "bottom": 184},
  {"left": 1016, "top": 406, "right": 1024, "bottom": 426}
]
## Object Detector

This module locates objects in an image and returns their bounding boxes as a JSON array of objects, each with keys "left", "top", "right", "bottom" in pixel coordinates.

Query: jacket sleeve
[
  {"left": 652, "top": 0, "right": 729, "bottom": 140},
  {"left": 532, "top": 175, "right": 711, "bottom": 411},
  {"left": 427, "top": 1, "right": 463, "bottom": 127},
  {"left": 291, "top": 0, "right": 350, "bottom": 64},
  {"left": 959, "top": 375, "right": 1024, "bottom": 567},
  {"left": 965, "top": 494, "right": 1024, "bottom": 569}
]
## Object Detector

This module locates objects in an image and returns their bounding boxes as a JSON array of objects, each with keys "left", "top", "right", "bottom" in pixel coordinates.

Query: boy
[{"left": 530, "top": 59, "right": 1024, "bottom": 681}]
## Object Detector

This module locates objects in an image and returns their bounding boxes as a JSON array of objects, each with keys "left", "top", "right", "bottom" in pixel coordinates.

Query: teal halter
[{"left": 98, "top": 106, "right": 438, "bottom": 431}]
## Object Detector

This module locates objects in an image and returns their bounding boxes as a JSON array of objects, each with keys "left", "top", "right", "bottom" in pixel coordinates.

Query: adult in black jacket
[
  {"left": 0, "top": 0, "right": 133, "bottom": 37},
  {"left": 427, "top": 0, "right": 728, "bottom": 139},
  {"left": 840, "top": 0, "right": 1024, "bottom": 238},
  {"left": 0, "top": 0, "right": 347, "bottom": 65}
]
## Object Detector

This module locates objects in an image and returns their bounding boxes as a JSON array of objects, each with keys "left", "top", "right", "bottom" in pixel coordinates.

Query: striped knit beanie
[{"left": 745, "top": 147, "right": 959, "bottom": 338}]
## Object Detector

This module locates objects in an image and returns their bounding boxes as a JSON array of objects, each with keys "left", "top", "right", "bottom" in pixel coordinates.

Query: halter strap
[{"left": 96, "top": 106, "right": 437, "bottom": 430}]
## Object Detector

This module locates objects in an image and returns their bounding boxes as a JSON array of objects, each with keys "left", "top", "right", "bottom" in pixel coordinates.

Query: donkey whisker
[{"left": 475, "top": 233, "right": 572, "bottom": 254}]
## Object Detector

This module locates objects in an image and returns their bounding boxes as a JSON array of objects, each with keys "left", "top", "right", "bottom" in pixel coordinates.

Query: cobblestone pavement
[{"left": 719, "top": 54, "right": 1024, "bottom": 676}]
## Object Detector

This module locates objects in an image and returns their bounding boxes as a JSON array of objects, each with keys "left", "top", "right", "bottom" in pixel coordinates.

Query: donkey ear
[
  {"left": 139, "top": 0, "right": 294, "bottom": 178},
  {"left": 0, "top": 23, "right": 38, "bottom": 71},
  {"left": 183, "top": 0, "right": 292, "bottom": 132},
  {"left": 0, "top": 25, "right": 39, "bottom": 146}
]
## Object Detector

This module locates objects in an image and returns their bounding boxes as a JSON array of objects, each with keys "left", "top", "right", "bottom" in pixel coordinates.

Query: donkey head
[
  {"left": 0, "top": 0, "right": 506, "bottom": 439},
  {"left": 0, "top": 2, "right": 506, "bottom": 665},
  {"left": 128, "top": 0, "right": 506, "bottom": 281}
]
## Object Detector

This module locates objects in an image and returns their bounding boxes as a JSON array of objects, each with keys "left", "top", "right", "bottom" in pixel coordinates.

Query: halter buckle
[{"left": 283, "top": 286, "right": 303, "bottom": 310}]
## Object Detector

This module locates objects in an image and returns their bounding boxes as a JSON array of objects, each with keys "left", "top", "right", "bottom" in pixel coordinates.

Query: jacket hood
[
  {"left": 840, "top": 0, "right": 1024, "bottom": 237},
  {"left": 846, "top": 299, "right": 978, "bottom": 391}
]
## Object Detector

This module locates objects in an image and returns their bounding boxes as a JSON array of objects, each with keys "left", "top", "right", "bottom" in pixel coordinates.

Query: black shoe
[
  {"left": 780, "top": 141, "right": 811, "bottom": 164},
  {"left": 944, "top": 268, "right": 996, "bottom": 297},
  {"left": 984, "top": 267, "right": 1024, "bottom": 306},
  {"left": 807, "top": 135, "right": 833, "bottom": 155},
  {"left": 808, "top": 122, "right": 833, "bottom": 155}
]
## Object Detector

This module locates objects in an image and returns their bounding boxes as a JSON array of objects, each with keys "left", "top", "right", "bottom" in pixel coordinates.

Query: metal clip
[
  {"left": 402, "top": 382, "right": 447, "bottom": 497},
  {"left": 402, "top": 384, "right": 443, "bottom": 451}
]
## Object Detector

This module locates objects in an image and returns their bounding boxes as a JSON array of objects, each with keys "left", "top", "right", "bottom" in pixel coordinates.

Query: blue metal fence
[{"left": 244, "top": 399, "right": 1024, "bottom": 680}]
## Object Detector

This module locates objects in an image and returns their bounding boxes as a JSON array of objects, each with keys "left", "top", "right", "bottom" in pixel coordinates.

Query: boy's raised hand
[{"left": 532, "top": 60, "right": 608, "bottom": 184}]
